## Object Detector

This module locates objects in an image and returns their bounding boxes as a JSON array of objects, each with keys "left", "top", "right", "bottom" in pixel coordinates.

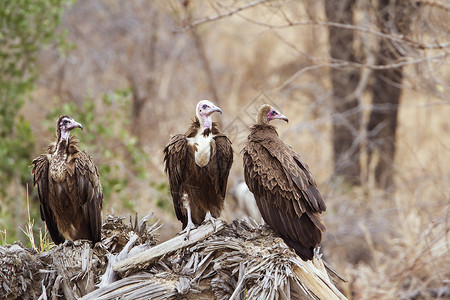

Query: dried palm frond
[
  {"left": 85, "top": 218, "right": 346, "bottom": 300},
  {"left": 0, "top": 215, "right": 345, "bottom": 299},
  {"left": 0, "top": 213, "right": 158, "bottom": 300}
]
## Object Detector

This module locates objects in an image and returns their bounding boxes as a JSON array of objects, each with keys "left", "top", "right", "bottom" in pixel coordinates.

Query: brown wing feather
[
  {"left": 71, "top": 151, "right": 103, "bottom": 243},
  {"left": 243, "top": 126, "right": 326, "bottom": 260},
  {"left": 252, "top": 133, "right": 326, "bottom": 215},
  {"left": 163, "top": 134, "right": 190, "bottom": 226},
  {"left": 213, "top": 135, "right": 233, "bottom": 198},
  {"left": 31, "top": 155, "right": 65, "bottom": 244}
]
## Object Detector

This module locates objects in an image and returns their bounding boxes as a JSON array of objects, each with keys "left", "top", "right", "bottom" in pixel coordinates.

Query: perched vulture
[
  {"left": 31, "top": 115, "right": 103, "bottom": 245},
  {"left": 242, "top": 104, "right": 326, "bottom": 260},
  {"left": 163, "top": 100, "right": 233, "bottom": 238}
]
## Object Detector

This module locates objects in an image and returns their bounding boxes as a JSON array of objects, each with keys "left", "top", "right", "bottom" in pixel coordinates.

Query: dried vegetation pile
[
  {"left": 0, "top": 215, "right": 346, "bottom": 300},
  {"left": 0, "top": 214, "right": 158, "bottom": 299}
]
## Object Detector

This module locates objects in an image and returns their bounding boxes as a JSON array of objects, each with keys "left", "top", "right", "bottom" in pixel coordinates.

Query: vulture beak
[
  {"left": 268, "top": 109, "right": 289, "bottom": 123},
  {"left": 211, "top": 105, "right": 222, "bottom": 115},
  {"left": 215, "top": 107, "right": 223, "bottom": 114},
  {"left": 278, "top": 114, "right": 289, "bottom": 123},
  {"left": 70, "top": 120, "right": 83, "bottom": 131}
]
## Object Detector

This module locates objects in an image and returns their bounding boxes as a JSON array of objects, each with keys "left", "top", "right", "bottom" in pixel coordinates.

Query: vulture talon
[
  {"left": 163, "top": 100, "right": 233, "bottom": 239},
  {"left": 202, "top": 212, "right": 217, "bottom": 232},
  {"left": 179, "top": 223, "right": 196, "bottom": 241}
]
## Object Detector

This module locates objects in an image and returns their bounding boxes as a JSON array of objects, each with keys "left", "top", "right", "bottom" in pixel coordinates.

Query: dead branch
[
  {"left": 181, "top": 1, "right": 449, "bottom": 50},
  {"left": 177, "top": 0, "right": 270, "bottom": 32},
  {"left": 415, "top": 0, "right": 450, "bottom": 11},
  {"left": 239, "top": 17, "right": 450, "bottom": 50},
  {"left": 271, "top": 51, "right": 449, "bottom": 92},
  {"left": 112, "top": 220, "right": 226, "bottom": 276}
]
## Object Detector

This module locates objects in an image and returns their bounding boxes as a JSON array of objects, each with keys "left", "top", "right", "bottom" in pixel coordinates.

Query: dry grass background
[{"left": 11, "top": 0, "right": 450, "bottom": 299}]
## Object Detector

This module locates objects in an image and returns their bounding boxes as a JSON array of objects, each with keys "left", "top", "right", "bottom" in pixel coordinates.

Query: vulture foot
[
  {"left": 202, "top": 212, "right": 217, "bottom": 232},
  {"left": 179, "top": 223, "right": 196, "bottom": 241}
]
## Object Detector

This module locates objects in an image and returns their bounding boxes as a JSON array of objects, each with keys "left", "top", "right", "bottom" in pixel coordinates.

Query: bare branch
[
  {"left": 180, "top": 1, "right": 449, "bottom": 50},
  {"left": 176, "top": 0, "right": 270, "bottom": 32},
  {"left": 275, "top": 63, "right": 348, "bottom": 91},
  {"left": 352, "top": 52, "right": 449, "bottom": 69},
  {"left": 272, "top": 52, "right": 449, "bottom": 92},
  {"left": 415, "top": 0, "right": 450, "bottom": 11},
  {"left": 237, "top": 16, "right": 450, "bottom": 50}
]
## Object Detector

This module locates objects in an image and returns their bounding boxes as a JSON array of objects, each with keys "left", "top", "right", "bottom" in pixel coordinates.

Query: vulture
[
  {"left": 31, "top": 115, "right": 103, "bottom": 245},
  {"left": 163, "top": 100, "right": 233, "bottom": 238},
  {"left": 242, "top": 104, "right": 326, "bottom": 260}
]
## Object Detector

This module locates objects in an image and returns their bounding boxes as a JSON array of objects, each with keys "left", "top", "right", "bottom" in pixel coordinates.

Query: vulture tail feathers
[
  {"left": 256, "top": 192, "right": 321, "bottom": 260},
  {"left": 40, "top": 205, "right": 65, "bottom": 245},
  {"left": 86, "top": 203, "right": 101, "bottom": 244},
  {"left": 283, "top": 239, "right": 314, "bottom": 261}
]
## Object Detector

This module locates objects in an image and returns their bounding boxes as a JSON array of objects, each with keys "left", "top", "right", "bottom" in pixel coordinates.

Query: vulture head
[
  {"left": 56, "top": 115, "right": 83, "bottom": 142},
  {"left": 195, "top": 100, "right": 223, "bottom": 129},
  {"left": 256, "top": 104, "right": 289, "bottom": 125}
]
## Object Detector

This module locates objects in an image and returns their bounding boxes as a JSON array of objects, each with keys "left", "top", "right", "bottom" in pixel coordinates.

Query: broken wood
[
  {"left": 113, "top": 220, "right": 226, "bottom": 276},
  {"left": 292, "top": 260, "right": 347, "bottom": 300}
]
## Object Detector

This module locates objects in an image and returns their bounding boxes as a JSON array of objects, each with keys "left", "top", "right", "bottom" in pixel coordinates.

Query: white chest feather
[{"left": 187, "top": 132, "right": 214, "bottom": 167}]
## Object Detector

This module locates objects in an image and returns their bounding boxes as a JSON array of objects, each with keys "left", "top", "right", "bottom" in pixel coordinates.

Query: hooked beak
[
  {"left": 278, "top": 114, "right": 289, "bottom": 123},
  {"left": 69, "top": 121, "right": 83, "bottom": 131},
  {"left": 212, "top": 105, "right": 223, "bottom": 115},
  {"left": 209, "top": 105, "right": 222, "bottom": 115},
  {"left": 269, "top": 110, "right": 289, "bottom": 123}
]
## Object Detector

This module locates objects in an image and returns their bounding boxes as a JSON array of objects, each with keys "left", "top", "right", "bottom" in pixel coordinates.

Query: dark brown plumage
[
  {"left": 242, "top": 104, "right": 326, "bottom": 260},
  {"left": 31, "top": 115, "right": 103, "bottom": 245},
  {"left": 163, "top": 100, "right": 233, "bottom": 237}
]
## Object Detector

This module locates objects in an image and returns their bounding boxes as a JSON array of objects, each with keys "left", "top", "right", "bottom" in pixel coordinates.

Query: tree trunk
[
  {"left": 325, "top": 0, "right": 362, "bottom": 186},
  {"left": 191, "top": 28, "right": 222, "bottom": 128},
  {"left": 367, "top": 0, "right": 412, "bottom": 189},
  {"left": 183, "top": 1, "right": 221, "bottom": 126},
  {"left": 129, "top": 8, "right": 159, "bottom": 143}
]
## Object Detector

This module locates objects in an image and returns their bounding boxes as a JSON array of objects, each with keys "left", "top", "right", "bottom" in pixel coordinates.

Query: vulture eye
[
  {"left": 202, "top": 104, "right": 208, "bottom": 109},
  {"left": 271, "top": 111, "right": 276, "bottom": 115},
  {"left": 63, "top": 120, "right": 69, "bottom": 125}
]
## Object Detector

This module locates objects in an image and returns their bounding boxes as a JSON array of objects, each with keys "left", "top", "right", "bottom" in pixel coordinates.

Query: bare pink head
[
  {"left": 256, "top": 104, "right": 288, "bottom": 125},
  {"left": 195, "top": 100, "right": 223, "bottom": 129},
  {"left": 56, "top": 115, "right": 83, "bottom": 141}
]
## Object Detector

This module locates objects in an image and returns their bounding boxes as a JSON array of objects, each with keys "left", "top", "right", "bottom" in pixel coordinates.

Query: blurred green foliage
[
  {"left": 0, "top": 0, "right": 72, "bottom": 244},
  {"left": 0, "top": 0, "right": 72, "bottom": 185},
  {"left": 46, "top": 90, "right": 150, "bottom": 207},
  {"left": 151, "top": 181, "right": 172, "bottom": 211}
]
